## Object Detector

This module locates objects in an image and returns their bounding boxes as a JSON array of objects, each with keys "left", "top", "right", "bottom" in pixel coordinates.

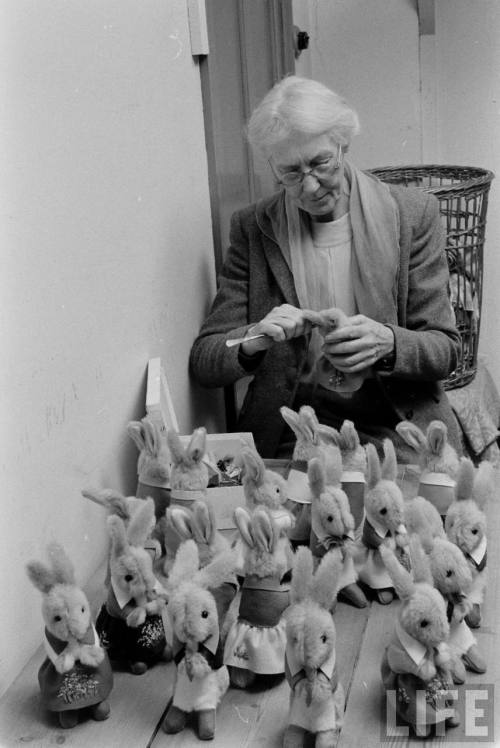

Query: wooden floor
[{"left": 1, "top": 467, "right": 498, "bottom": 747}]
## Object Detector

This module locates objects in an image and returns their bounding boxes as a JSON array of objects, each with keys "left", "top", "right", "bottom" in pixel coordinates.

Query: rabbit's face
[
  {"left": 42, "top": 585, "right": 90, "bottom": 641},
  {"left": 429, "top": 539, "right": 473, "bottom": 597},
  {"left": 342, "top": 445, "right": 367, "bottom": 473},
  {"left": 252, "top": 471, "right": 288, "bottom": 511},
  {"left": 139, "top": 450, "right": 169, "bottom": 483},
  {"left": 170, "top": 460, "right": 209, "bottom": 491},
  {"left": 314, "top": 488, "right": 354, "bottom": 538},
  {"left": 400, "top": 584, "right": 449, "bottom": 648},
  {"left": 110, "top": 547, "right": 156, "bottom": 600},
  {"left": 286, "top": 602, "right": 335, "bottom": 671},
  {"left": 242, "top": 534, "right": 289, "bottom": 579},
  {"left": 366, "top": 481, "right": 404, "bottom": 533},
  {"left": 169, "top": 584, "right": 218, "bottom": 645},
  {"left": 446, "top": 502, "right": 486, "bottom": 556}
]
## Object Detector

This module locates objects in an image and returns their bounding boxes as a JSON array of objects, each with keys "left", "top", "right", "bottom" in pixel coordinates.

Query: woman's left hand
[{"left": 321, "top": 314, "right": 395, "bottom": 373}]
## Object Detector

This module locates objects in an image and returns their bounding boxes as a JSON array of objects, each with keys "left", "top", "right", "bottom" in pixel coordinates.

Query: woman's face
[{"left": 269, "top": 133, "right": 345, "bottom": 220}]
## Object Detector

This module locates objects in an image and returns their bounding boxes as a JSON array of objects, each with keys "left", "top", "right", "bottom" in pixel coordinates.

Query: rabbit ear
[
  {"left": 455, "top": 457, "right": 475, "bottom": 502},
  {"left": 47, "top": 542, "right": 75, "bottom": 585},
  {"left": 395, "top": 421, "right": 427, "bottom": 451},
  {"left": 379, "top": 543, "right": 415, "bottom": 600},
  {"left": 365, "top": 443, "right": 382, "bottom": 488},
  {"left": 473, "top": 460, "right": 495, "bottom": 508},
  {"left": 340, "top": 420, "right": 360, "bottom": 450},
  {"left": 127, "top": 498, "right": 155, "bottom": 546},
  {"left": 192, "top": 500, "right": 216, "bottom": 545},
  {"left": 234, "top": 506, "right": 255, "bottom": 547},
  {"left": 322, "top": 444, "right": 343, "bottom": 486},
  {"left": 107, "top": 515, "right": 129, "bottom": 557},
  {"left": 381, "top": 439, "right": 398, "bottom": 481},
  {"left": 316, "top": 423, "right": 341, "bottom": 446},
  {"left": 168, "top": 506, "right": 196, "bottom": 540},
  {"left": 311, "top": 551, "right": 343, "bottom": 609},
  {"left": 187, "top": 427, "right": 207, "bottom": 463},
  {"left": 127, "top": 421, "right": 147, "bottom": 452},
  {"left": 308, "top": 456, "right": 326, "bottom": 498},
  {"left": 169, "top": 539, "right": 200, "bottom": 588},
  {"left": 238, "top": 447, "right": 266, "bottom": 486},
  {"left": 26, "top": 560, "right": 56, "bottom": 593},
  {"left": 82, "top": 487, "right": 132, "bottom": 521},
  {"left": 252, "top": 508, "right": 277, "bottom": 553},
  {"left": 195, "top": 548, "right": 237, "bottom": 590},
  {"left": 408, "top": 534, "right": 433, "bottom": 586},
  {"left": 300, "top": 406, "right": 321, "bottom": 445},
  {"left": 280, "top": 406, "right": 302, "bottom": 436},
  {"left": 426, "top": 420, "right": 448, "bottom": 456},
  {"left": 290, "top": 545, "right": 314, "bottom": 603},
  {"left": 166, "top": 429, "right": 185, "bottom": 464}
]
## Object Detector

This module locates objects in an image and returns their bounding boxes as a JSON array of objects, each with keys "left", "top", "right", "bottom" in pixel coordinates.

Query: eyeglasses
[{"left": 269, "top": 143, "right": 343, "bottom": 188}]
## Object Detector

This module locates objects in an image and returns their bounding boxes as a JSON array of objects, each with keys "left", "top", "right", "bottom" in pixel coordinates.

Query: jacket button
[{"left": 405, "top": 410, "right": 414, "bottom": 420}]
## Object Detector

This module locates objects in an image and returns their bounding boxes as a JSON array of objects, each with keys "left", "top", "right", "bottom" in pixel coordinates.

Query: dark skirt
[
  {"left": 38, "top": 656, "right": 113, "bottom": 712},
  {"left": 96, "top": 605, "right": 166, "bottom": 665}
]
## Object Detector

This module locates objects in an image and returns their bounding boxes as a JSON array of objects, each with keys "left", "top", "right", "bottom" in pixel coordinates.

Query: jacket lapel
[{"left": 255, "top": 193, "right": 300, "bottom": 307}]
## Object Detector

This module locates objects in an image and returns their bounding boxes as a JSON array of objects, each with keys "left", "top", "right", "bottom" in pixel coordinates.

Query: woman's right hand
[{"left": 240, "top": 303, "right": 313, "bottom": 356}]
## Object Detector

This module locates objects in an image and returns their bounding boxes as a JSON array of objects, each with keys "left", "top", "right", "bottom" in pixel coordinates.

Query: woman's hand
[
  {"left": 321, "top": 314, "right": 395, "bottom": 373},
  {"left": 240, "top": 304, "right": 314, "bottom": 356}
]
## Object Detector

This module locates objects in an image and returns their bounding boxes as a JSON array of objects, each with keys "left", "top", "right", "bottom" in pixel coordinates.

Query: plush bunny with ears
[
  {"left": 164, "top": 500, "right": 238, "bottom": 629},
  {"left": 280, "top": 405, "right": 342, "bottom": 545},
  {"left": 224, "top": 507, "right": 291, "bottom": 689},
  {"left": 283, "top": 546, "right": 345, "bottom": 745},
  {"left": 308, "top": 456, "right": 367, "bottom": 608},
  {"left": 355, "top": 439, "right": 409, "bottom": 604},
  {"left": 167, "top": 426, "right": 209, "bottom": 492},
  {"left": 96, "top": 498, "right": 167, "bottom": 674},
  {"left": 127, "top": 417, "right": 170, "bottom": 486},
  {"left": 379, "top": 536, "right": 459, "bottom": 737},
  {"left": 396, "top": 420, "right": 460, "bottom": 518},
  {"left": 327, "top": 419, "right": 368, "bottom": 474},
  {"left": 445, "top": 457, "right": 494, "bottom": 628},
  {"left": 26, "top": 543, "right": 113, "bottom": 728},
  {"left": 237, "top": 445, "right": 289, "bottom": 512},
  {"left": 162, "top": 540, "right": 235, "bottom": 740},
  {"left": 420, "top": 532, "right": 486, "bottom": 683},
  {"left": 128, "top": 417, "right": 170, "bottom": 519}
]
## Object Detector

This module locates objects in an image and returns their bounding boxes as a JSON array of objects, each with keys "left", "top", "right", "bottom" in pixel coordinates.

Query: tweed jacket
[{"left": 189, "top": 184, "right": 462, "bottom": 457}]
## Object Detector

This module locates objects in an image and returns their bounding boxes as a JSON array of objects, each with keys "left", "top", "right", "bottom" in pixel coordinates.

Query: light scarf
[{"left": 269, "top": 161, "right": 400, "bottom": 321}]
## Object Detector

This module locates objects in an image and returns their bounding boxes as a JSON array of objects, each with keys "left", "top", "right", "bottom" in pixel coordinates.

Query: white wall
[
  {"left": 294, "top": 0, "right": 500, "bottom": 389},
  {"left": 0, "top": 0, "right": 222, "bottom": 697}
]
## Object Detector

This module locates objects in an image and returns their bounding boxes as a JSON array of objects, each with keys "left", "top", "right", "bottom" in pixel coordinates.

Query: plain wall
[
  {"left": 294, "top": 0, "right": 500, "bottom": 389},
  {"left": 0, "top": 0, "right": 222, "bottom": 696}
]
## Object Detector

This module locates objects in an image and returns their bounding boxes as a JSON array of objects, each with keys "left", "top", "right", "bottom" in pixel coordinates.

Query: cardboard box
[{"left": 140, "top": 358, "right": 255, "bottom": 529}]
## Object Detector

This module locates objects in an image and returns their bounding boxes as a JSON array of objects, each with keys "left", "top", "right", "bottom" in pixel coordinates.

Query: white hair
[{"left": 246, "top": 76, "right": 360, "bottom": 157}]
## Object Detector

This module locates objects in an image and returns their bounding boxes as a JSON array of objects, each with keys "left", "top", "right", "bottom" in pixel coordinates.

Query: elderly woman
[{"left": 189, "top": 76, "right": 462, "bottom": 461}]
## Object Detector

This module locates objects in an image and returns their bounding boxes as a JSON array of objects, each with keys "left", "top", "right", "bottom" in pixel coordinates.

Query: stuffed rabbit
[
  {"left": 421, "top": 533, "right": 486, "bottom": 684},
  {"left": 162, "top": 540, "right": 236, "bottom": 740},
  {"left": 396, "top": 420, "right": 460, "bottom": 518},
  {"left": 127, "top": 417, "right": 170, "bottom": 520},
  {"left": 237, "top": 445, "right": 293, "bottom": 529},
  {"left": 284, "top": 546, "right": 345, "bottom": 747},
  {"left": 380, "top": 536, "right": 459, "bottom": 738},
  {"left": 279, "top": 405, "right": 340, "bottom": 546},
  {"left": 96, "top": 498, "right": 167, "bottom": 674},
  {"left": 445, "top": 457, "right": 494, "bottom": 628},
  {"left": 163, "top": 426, "right": 210, "bottom": 564},
  {"left": 165, "top": 500, "right": 238, "bottom": 629},
  {"left": 26, "top": 543, "right": 113, "bottom": 729},
  {"left": 354, "top": 439, "right": 409, "bottom": 604},
  {"left": 224, "top": 507, "right": 291, "bottom": 689},
  {"left": 326, "top": 419, "right": 367, "bottom": 528},
  {"left": 308, "top": 456, "right": 367, "bottom": 608}
]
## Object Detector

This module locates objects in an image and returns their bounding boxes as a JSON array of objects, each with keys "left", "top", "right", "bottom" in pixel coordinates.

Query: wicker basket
[{"left": 368, "top": 165, "right": 494, "bottom": 389}]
